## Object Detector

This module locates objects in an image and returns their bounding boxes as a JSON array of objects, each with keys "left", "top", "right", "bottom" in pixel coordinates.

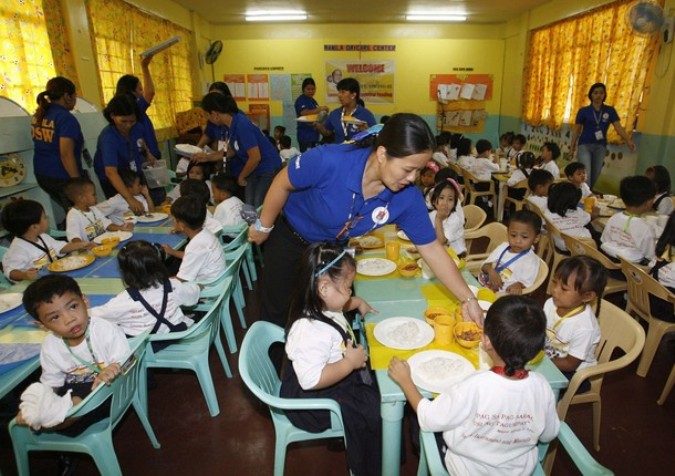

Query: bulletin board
[
  {"left": 248, "top": 104, "right": 270, "bottom": 132},
  {"left": 247, "top": 74, "right": 270, "bottom": 101},
  {"left": 430, "top": 74, "right": 493, "bottom": 134},
  {"left": 223, "top": 74, "right": 246, "bottom": 100}
]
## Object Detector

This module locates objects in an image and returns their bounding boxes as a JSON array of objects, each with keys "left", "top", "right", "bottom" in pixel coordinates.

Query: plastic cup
[
  {"left": 385, "top": 241, "right": 400, "bottom": 261},
  {"left": 583, "top": 196, "right": 596, "bottom": 213},
  {"left": 434, "top": 315, "right": 455, "bottom": 345},
  {"left": 499, "top": 158, "right": 508, "bottom": 170}
]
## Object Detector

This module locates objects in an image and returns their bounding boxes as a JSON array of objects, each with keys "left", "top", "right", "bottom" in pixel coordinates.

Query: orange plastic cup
[
  {"left": 385, "top": 241, "right": 400, "bottom": 261},
  {"left": 434, "top": 315, "right": 455, "bottom": 345}
]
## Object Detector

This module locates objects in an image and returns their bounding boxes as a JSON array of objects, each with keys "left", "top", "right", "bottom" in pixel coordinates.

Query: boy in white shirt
[
  {"left": 537, "top": 142, "right": 561, "bottom": 179},
  {"left": 96, "top": 169, "right": 153, "bottom": 225},
  {"left": 471, "top": 139, "right": 499, "bottom": 181},
  {"left": 176, "top": 178, "right": 222, "bottom": 236},
  {"left": 163, "top": 196, "right": 226, "bottom": 282},
  {"left": 526, "top": 169, "right": 555, "bottom": 213},
  {"left": 565, "top": 162, "right": 593, "bottom": 198},
  {"left": 601, "top": 175, "right": 657, "bottom": 264},
  {"left": 211, "top": 174, "right": 245, "bottom": 234},
  {"left": 1, "top": 200, "right": 93, "bottom": 282},
  {"left": 65, "top": 178, "right": 132, "bottom": 242},
  {"left": 480, "top": 210, "right": 542, "bottom": 294},
  {"left": 279, "top": 135, "right": 301, "bottom": 165},
  {"left": 389, "top": 295, "right": 559, "bottom": 476}
]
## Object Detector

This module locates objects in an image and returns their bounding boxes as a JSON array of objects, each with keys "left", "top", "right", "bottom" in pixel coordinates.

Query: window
[
  {"left": 87, "top": 0, "right": 195, "bottom": 141},
  {"left": 522, "top": 0, "right": 660, "bottom": 143}
]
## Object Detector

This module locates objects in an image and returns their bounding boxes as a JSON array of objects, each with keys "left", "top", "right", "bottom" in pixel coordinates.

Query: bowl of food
[
  {"left": 404, "top": 246, "right": 421, "bottom": 260},
  {"left": 101, "top": 236, "right": 121, "bottom": 248},
  {"left": 424, "top": 306, "right": 454, "bottom": 326},
  {"left": 398, "top": 261, "right": 419, "bottom": 278},
  {"left": 91, "top": 245, "right": 113, "bottom": 258},
  {"left": 161, "top": 203, "right": 172, "bottom": 214},
  {"left": 454, "top": 322, "right": 483, "bottom": 348}
]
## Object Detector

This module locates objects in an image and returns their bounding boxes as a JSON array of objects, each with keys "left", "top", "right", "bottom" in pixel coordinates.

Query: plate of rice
[
  {"left": 408, "top": 350, "right": 475, "bottom": 393},
  {"left": 373, "top": 317, "right": 434, "bottom": 350}
]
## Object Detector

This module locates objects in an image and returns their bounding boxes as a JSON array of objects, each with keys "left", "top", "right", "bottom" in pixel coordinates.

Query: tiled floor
[{"left": 1, "top": 274, "right": 674, "bottom": 475}]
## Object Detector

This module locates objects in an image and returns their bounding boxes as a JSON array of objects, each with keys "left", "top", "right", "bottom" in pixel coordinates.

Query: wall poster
[{"left": 325, "top": 60, "right": 395, "bottom": 104}]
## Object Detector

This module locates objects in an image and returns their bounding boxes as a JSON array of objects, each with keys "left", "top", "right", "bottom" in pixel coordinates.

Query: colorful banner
[{"left": 325, "top": 60, "right": 395, "bottom": 104}]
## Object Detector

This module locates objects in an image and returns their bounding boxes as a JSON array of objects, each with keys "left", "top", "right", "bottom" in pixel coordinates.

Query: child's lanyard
[
  {"left": 623, "top": 211, "right": 638, "bottom": 233},
  {"left": 19, "top": 236, "right": 54, "bottom": 263},
  {"left": 553, "top": 304, "right": 586, "bottom": 330},
  {"left": 63, "top": 324, "right": 101, "bottom": 375},
  {"left": 494, "top": 247, "right": 530, "bottom": 273},
  {"left": 314, "top": 313, "right": 357, "bottom": 347},
  {"left": 341, "top": 105, "right": 358, "bottom": 138},
  {"left": 78, "top": 209, "right": 103, "bottom": 235}
]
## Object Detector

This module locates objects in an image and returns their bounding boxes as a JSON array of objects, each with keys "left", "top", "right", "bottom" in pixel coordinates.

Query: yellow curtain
[
  {"left": 42, "top": 0, "right": 81, "bottom": 92},
  {"left": 86, "top": 0, "right": 195, "bottom": 141},
  {"left": 522, "top": 0, "right": 660, "bottom": 143}
]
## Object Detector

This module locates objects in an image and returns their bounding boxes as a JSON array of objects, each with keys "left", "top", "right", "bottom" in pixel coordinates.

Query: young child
[
  {"left": 166, "top": 161, "right": 213, "bottom": 204},
  {"left": 456, "top": 137, "right": 474, "bottom": 170},
  {"left": 96, "top": 169, "right": 154, "bottom": 225},
  {"left": 1, "top": 200, "right": 93, "bottom": 282},
  {"left": 544, "top": 256, "right": 607, "bottom": 383},
  {"left": 164, "top": 196, "right": 226, "bottom": 283},
  {"left": 279, "top": 135, "right": 300, "bottom": 164},
  {"left": 650, "top": 212, "right": 675, "bottom": 322},
  {"left": 526, "top": 169, "right": 555, "bottom": 212},
  {"left": 432, "top": 134, "right": 450, "bottom": 166},
  {"left": 645, "top": 165, "right": 673, "bottom": 216},
  {"left": 273, "top": 125, "right": 286, "bottom": 150},
  {"left": 537, "top": 142, "right": 561, "bottom": 179},
  {"left": 388, "top": 295, "right": 559, "bottom": 475},
  {"left": 280, "top": 243, "right": 380, "bottom": 476},
  {"left": 480, "top": 209, "right": 542, "bottom": 294},
  {"left": 16, "top": 275, "right": 129, "bottom": 433},
  {"left": 177, "top": 178, "right": 223, "bottom": 235},
  {"left": 565, "top": 162, "right": 593, "bottom": 198},
  {"left": 507, "top": 151, "right": 535, "bottom": 202},
  {"left": 497, "top": 131, "right": 515, "bottom": 159},
  {"left": 429, "top": 180, "right": 466, "bottom": 256},
  {"left": 419, "top": 161, "right": 439, "bottom": 210},
  {"left": 211, "top": 174, "right": 246, "bottom": 231},
  {"left": 511, "top": 134, "right": 527, "bottom": 162},
  {"left": 601, "top": 175, "right": 656, "bottom": 264},
  {"left": 472, "top": 139, "right": 499, "bottom": 181},
  {"left": 448, "top": 133, "right": 463, "bottom": 164},
  {"left": 65, "top": 178, "right": 132, "bottom": 242},
  {"left": 89, "top": 240, "right": 199, "bottom": 336},
  {"left": 544, "top": 182, "right": 592, "bottom": 251}
]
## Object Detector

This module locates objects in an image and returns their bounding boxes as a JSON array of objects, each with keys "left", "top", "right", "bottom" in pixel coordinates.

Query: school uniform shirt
[
  {"left": 579, "top": 182, "right": 592, "bottom": 198},
  {"left": 417, "top": 370, "right": 559, "bottom": 476},
  {"left": 285, "top": 311, "right": 351, "bottom": 390},
  {"left": 40, "top": 317, "right": 130, "bottom": 388},
  {"left": 93, "top": 123, "right": 147, "bottom": 185},
  {"left": 600, "top": 212, "right": 656, "bottom": 262},
  {"left": 324, "top": 106, "right": 377, "bottom": 143},
  {"left": 96, "top": 193, "right": 149, "bottom": 225},
  {"left": 432, "top": 151, "right": 449, "bottom": 167},
  {"left": 66, "top": 206, "right": 112, "bottom": 242},
  {"left": 472, "top": 157, "right": 499, "bottom": 181},
  {"left": 457, "top": 155, "right": 475, "bottom": 171},
  {"left": 448, "top": 148, "right": 458, "bottom": 164},
  {"left": 481, "top": 243, "right": 540, "bottom": 292},
  {"left": 89, "top": 279, "right": 199, "bottom": 336},
  {"left": 653, "top": 192, "right": 674, "bottom": 216},
  {"left": 294, "top": 94, "right": 321, "bottom": 144},
  {"left": 575, "top": 105, "right": 620, "bottom": 147},
  {"left": 280, "top": 147, "right": 301, "bottom": 164},
  {"left": 213, "top": 196, "right": 245, "bottom": 229},
  {"left": 526, "top": 195, "right": 548, "bottom": 212},
  {"left": 204, "top": 209, "right": 224, "bottom": 235},
  {"left": 540, "top": 160, "right": 560, "bottom": 179},
  {"left": 176, "top": 229, "right": 226, "bottom": 282},
  {"left": 543, "top": 299, "right": 600, "bottom": 370},
  {"left": 32, "top": 103, "right": 84, "bottom": 179},
  {"left": 284, "top": 144, "right": 436, "bottom": 245},
  {"left": 3, "top": 234, "right": 69, "bottom": 280},
  {"left": 543, "top": 208, "right": 591, "bottom": 251},
  {"left": 136, "top": 96, "right": 161, "bottom": 159},
  {"left": 506, "top": 168, "right": 531, "bottom": 187},
  {"left": 429, "top": 209, "right": 467, "bottom": 255},
  {"left": 227, "top": 111, "right": 281, "bottom": 179},
  {"left": 655, "top": 261, "right": 675, "bottom": 288},
  {"left": 167, "top": 180, "right": 213, "bottom": 204}
]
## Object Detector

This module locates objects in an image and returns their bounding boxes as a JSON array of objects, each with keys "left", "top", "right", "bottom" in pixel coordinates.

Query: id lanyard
[
  {"left": 553, "top": 304, "right": 586, "bottom": 330},
  {"left": 592, "top": 106, "right": 604, "bottom": 129},
  {"left": 340, "top": 105, "right": 358, "bottom": 139},
  {"left": 494, "top": 247, "right": 530, "bottom": 273},
  {"left": 336, "top": 192, "right": 389, "bottom": 241},
  {"left": 78, "top": 209, "right": 103, "bottom": 237},
  {"left": 623, "top": 211, "right": 638, "bottom": 233},
  {"left": 19, "top": 236, "right": 55, "bottom": 263},
  {"left": 63, "top": 324, "right": 101, "bottom": 375}
]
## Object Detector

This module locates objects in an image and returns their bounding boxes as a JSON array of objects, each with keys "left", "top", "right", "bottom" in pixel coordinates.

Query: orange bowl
[
  {"left": 101, "top": 236, "right": 120, "bottom": 248},
  {"left": 424, "top": 307, "right": 454, "bottom": 326},
  {"left": 91, "top": 245, "right": 113, "bottom": 258},
  {"left": 454, "top": 322, "right": 482, "bottom": 348},
  {"left": 398, "top": 262, "right": 419, "bottom": 278}
]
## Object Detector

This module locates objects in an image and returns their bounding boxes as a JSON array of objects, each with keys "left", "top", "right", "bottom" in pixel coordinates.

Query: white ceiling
[{"left": 170, "top": 0, "right": 553, "bottom": 25}]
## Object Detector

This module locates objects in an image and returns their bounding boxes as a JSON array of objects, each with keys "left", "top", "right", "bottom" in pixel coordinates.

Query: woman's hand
[
  {"left": 237, "top": 176, "right": 247, "bottom": 187},
  {"left": 248, "top": 224, "right": 271, "bottom": 245},
  {"left": 462, "top": 298, "right": 485, "bottom": 327},
  {"left": 93, "top": 363, "right": 121, "bottom": 389},
  {"left": 127, "top": 197, "right": 145, "bottom": 215},
  {"left": 343, "top": 341, "right": 368, "bottom": 369}
]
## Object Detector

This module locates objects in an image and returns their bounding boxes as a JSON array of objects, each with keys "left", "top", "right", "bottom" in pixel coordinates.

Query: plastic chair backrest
[
  {"left": 497, "top": 256, "right": 548, "bottom": 297},
  {"left": 222, "top": 225, "right": 248, "bottom": 252},
  {"left": 462, "top": 167, "right": 495, "bottom": 190},
  {"left": 620, "top": 257, "right": 675, "bottom": 319},
  {"left": 564, "top": 233, "right": 619, "bottom": 270},
  {"left": 464, "top": 222, "right": 508, "bottom": 255},
  {"left": 199, "top": 245, "right": 247, "bottom": 297},
  {"left": 462, "top": 204, "right": 486, "bottom": 232},
  {"left": 0, "top": 245, "right": 11, "bottom": 288}
]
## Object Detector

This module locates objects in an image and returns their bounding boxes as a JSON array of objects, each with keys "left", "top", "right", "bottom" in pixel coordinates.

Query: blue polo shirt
[
  {"left": 204, "top": 120, "right": 227, "bottom": 143},
  {"left": 93, "top": 123, "right": 146, "bottom": 184},
  {"left": 228, "top": 111, "right": 281, "bottom": 178},
  {"left": 284, "top": 144, "right": 436, "bottom": 245},
  {"left": 32, "top": 104, "right": 84, "bottom": 179},
  {"left": 294, "top": 94, "right": 320, "bottom": 143},
  {"left": 324, "top": 106, "right": 377, "bottom": 143},
  {"left": 575, "top": 104, "right": 619, "bottom": 146},
  {"left": 136, "top": 96, "right": 161, "bottom": 158}
]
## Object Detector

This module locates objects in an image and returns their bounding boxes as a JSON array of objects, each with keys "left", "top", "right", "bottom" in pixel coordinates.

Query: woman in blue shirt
[
  {"left": 294, "top": 77, "right": 328, "bottom": 152},
  {"left": 195, "top": 82, "right": 232, "bottom": 157},
  {"left": 31, "top": 77, "right": 84, "bottom": 219},
  {"left": 316, "top": 78, "right": 376, "bottom": 143},
  {"left": 93, "top": 94, "right": 151, "bottom": 215},
  {"left": 249, "top": 113, "right": 483, "bottom": 327},
  {"left": 570, "top": 83, "right": 636, "bottom": 189}
]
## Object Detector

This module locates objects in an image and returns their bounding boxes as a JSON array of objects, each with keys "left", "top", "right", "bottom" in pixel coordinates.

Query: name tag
[{"left": 594, "top": 130, "right": 604, "bottom": 141}]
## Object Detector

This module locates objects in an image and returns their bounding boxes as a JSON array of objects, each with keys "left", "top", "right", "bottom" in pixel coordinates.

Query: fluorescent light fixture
[
  {"left": 406, "top": 13, "right": 467, "bottom": 22},
  {"left": 246, "top": 10, "right": 307, "bottom": 22}
]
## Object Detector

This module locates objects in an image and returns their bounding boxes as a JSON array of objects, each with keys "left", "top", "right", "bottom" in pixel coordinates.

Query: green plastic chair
[
  {"left": 239, "top": 321, "right": 348, "bottom": 476},
  {"left": 138, "top": 278, "right": 233, "bottom": 418},
  {"left": 222, "top": 224, "right": 257, "bottom": 291},
  {"left": 8, "top": 332, "right": 160, "bottom": 476},
  {"left": 0, "top": 245, "right": 13, "bottom": 289},
  {"left": 417, "top": 421, "right": 613, "bottom": 476}
]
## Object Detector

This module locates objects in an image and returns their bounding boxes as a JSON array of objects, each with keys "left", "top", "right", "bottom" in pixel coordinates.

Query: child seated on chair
[
  {"left": 432, "top": 134, "right": 451, "bottom": 167},
  {"left": 650, "top": 212, "right": 675, "bottom": 322},
  {"left": 496, "top": 131, "right": 515, "bottom": 160},
  {"left": 507, "top": 151, "right": 536, "bottom": 200},
  {"left": 65, "top": 177, "right": 133, "bottom": 242},
  {"left": 166, "top": 161, "right": 213, "bottom": 204},
  {"left": 526, "top": 169, "right": 555, "bottom": 213},
  {"left": 511, "top": 134, "right": 527, "bottom": 163},
  {"left": 15, "top": 275, "right": 129, "bottom": 434},
  {"left": 480, "top": 209, "right": 542, "bottom": 294},
  {"left": 472, "top": 139, "right": 499, "bottom": 181},
  {"left": 645, "top": 165, "right": 673, "bottom": 216},
  {"left": 600, "top": 175, "right": 656, "bottom": 264},
  {"left": 536, "top": 142, "right": 561, "bottom": 179},
  {"left": 544, "top": 182, "right": 592, "bottom": 251},
  {"left": 456, "top": 137, "right": 475, "bottom": 170},
  {"left": 163, "top": 196, "right": 226, "bottom": 283},
  {"left": 389, "top": 295, "right": 560, "bottom": 476},
  {"left": 89, "top": 240, "right": 199, "bottom": 338},
  {"left": 428, "top": 180, "right": 466, "bottom": 256},
  {"left": 211, "top": 174, "right": 245, "bottom": 233},
  {"left": 96, "top": 169, "right": 153, "bottom": 225},
  {"left": 176, "top": 178, "right": 223, "bottom": 236},
  {"left": 544, "top": 256, "right": 607, "bottom": 388},
  {"left": 1, "top": 200, "right": 93, "bottom": 282},
  {"left": 564, "top": 162, "right": 593, "bottom": 199},
  {"left": 280, "top": 242, "right": 380, "bottom": 476},
  {"left": 419, "top": 161, "right": 439, "bottom": 210},
  {"left": 279, "top": 135, "right": 301, "bottom": 165}
]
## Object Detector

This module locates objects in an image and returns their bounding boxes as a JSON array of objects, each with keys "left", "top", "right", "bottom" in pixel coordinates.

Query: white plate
[
  {"left": 478, "top": 300, "right": 492, "bottom": 312},
  {"left": 140, "top": 36, "right": 180, "bottom": 58},
  {"left": 296, "top": 115, "right": 319, "bottom": 123},
  {"left": 174, "top": 144, "right": 203, "bottom": 158},
  {"left": 0, "top": 154, "right": 26, "bottom": 187},
  {"left": 397, "top": 230, "right": 411, "bottom": 241},
  {"left": 93, "top": 231, "right": 133, "bottom": 244},
  {"left": 135, "top": 212, "right": 168, "bottom": 223},
  {"left": 408, "top": 350, "right": 475, "bottom": 394},
  {"left": 374, "top": 317, "right": 434, "bottom": 350},
  {"left": 0, "top": 293, "right": 23, "bottom": 314},
  {"left": 356, "top": 258, "right": 397, "bottom": 277}
]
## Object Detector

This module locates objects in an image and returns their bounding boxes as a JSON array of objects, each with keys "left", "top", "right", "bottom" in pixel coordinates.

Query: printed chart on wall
[
  {"left": 247, "top": 74, "right": 269, "bottom": 101},
  {"left": 249, "top": 104, "right": 270, "bottom": 132},
  {"left": 223, "top": 74, "right": 246, "bottom": 100},
  {"left": 430, "top": 74, "right": 493, "bottom": 133},
  {"left": 325, "top": 60, "right": 395, "bottom": 104}
]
